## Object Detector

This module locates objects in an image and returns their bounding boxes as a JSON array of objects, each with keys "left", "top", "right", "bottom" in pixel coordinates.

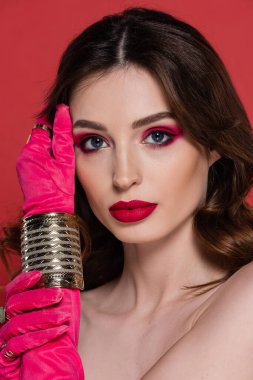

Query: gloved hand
[
  {"left": 16, "top": 103, "right": 75, "bottom": 219},
  {"left": 0, "top": 271, "right": 70, "bottom": 379},
  {"left": 13, "top": 104, "right": 85, "bottom": 379}
]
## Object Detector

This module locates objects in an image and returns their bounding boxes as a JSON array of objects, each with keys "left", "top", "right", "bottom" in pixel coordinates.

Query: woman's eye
[
  {"left": 143, "top": 131, "right": 175, "bottom": 146},
  {"left": 79, "top": 136, "right": 108, "bottom": 152},
  {"left": 78, "top": 130, "right": 175, "bottom": 153}
]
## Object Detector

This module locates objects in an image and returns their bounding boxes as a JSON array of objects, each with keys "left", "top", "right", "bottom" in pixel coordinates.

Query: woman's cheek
[{"left": 75, "top": 155, "right": 107, "bottom": 192}]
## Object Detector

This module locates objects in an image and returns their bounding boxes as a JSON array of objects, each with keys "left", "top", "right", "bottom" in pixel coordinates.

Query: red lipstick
[{"left": 109, "top": 200, "right": 158, "bottom": 223}]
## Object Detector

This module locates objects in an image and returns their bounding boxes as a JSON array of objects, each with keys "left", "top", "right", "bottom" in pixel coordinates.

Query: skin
[
  {"left": 69, "top": 66, "right": 253, "bottom": 379},
  {"left": 70, "top": 65, "right": 224, "bottom": 316}
]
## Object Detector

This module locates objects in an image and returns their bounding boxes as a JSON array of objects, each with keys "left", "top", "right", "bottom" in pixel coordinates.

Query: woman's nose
[{"left": 112, "top": 147, "right": 141, "bottom": 190}]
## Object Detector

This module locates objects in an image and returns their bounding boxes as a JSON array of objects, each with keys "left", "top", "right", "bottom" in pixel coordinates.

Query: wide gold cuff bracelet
[{"left": 21, "top": 212, "right": 84, "bottom": 290}]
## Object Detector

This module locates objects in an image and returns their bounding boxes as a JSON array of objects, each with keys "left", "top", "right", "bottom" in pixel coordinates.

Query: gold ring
[
  {"left": 33, "top": 124, "right": 53, "bottom": 138},
  {"left": 3, "top": 349, "right": 17, "bottom": 361}
]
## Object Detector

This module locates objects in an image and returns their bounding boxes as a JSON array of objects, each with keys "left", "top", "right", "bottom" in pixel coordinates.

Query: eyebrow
[{"left": 73, "top": 111, "right": 176, "bottom": 131}]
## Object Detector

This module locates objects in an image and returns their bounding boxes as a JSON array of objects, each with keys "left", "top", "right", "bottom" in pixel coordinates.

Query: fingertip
[
  {"left": 53, "top": 104, "right": 72, "bottom": 136},
  {"left": 55, "top": 104, "right": 71, "bottom": 123},
  {"left": 5, "top": 270, "right": 44, "bottom": 299},
  {"left": 24, "top": 270, "right": 43, "bottom": 278},
  {"left": 56, "top": 103, "right": 70, "bottom": 113},
  {"left": 14, "top": 270, "right": 42, "bottom": 284},
  {"left": 56, "top": 325, "right": 69, "bottom": 334},
  {"left": 25, "top": 270, "right": 43, "bottom": 288},
  {"left": 30, "top": 270, "right": 44, "bottom": 279},
  {"left": 45, "top": 324, "right": 69, "bottom": 340}
]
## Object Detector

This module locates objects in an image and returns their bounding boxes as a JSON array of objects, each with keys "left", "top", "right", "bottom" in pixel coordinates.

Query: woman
[{"left": 1, "top": 6, "right": 253, "bottom": 379}]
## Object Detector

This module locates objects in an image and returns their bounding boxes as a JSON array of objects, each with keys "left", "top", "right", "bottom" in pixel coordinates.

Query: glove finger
[
  {"left": 0, "top": 347, "right": 20, "bottom": 376},
  {"left": 51, "top": 104, "right": 75, "bottom": 163},
  {"left": 0, "top": 309, "right": 71, "bottom": 344},
  {"left": 25, "top": 127, "right": 52, "bottom": 156},
  {"left": 6, "top": 288, "right": 63, "bottom": 319},
  {"left": 1, "top": 325, "right": 69, "bottom": 359},
  {"left": 35, "top": 114, "right": 52, "bottom": 131},
  {"left": 5, "top": 271, "right": 43, "bottom": 301}
]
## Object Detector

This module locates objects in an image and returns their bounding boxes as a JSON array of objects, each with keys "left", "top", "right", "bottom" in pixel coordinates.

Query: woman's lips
[
  {"left": 109, "top": 200, "right": 157, "bottom": 210},
  {"left": 109, "top": 200, "right": 158, "bottom": 223}
]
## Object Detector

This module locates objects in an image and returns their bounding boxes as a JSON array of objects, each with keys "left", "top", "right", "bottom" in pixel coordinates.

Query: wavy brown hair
[{"left": 1, "top": 6, "right": 253, "bottom": 296}]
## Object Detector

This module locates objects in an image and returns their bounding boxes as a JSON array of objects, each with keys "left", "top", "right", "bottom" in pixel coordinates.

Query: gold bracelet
[{"left": 21, "top": 212, "right": 84, "bottom": 290}]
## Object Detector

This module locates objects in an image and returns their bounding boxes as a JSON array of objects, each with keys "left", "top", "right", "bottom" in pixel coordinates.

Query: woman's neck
[{"left": 103, "top": 218, "right": 227, "bottom": 318}]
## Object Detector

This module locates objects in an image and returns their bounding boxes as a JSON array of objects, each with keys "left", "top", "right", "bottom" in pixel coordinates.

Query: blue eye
[
  {"left": 143, "top": 131, "right": 174, "bottom": 145},
  {"left": 79, "top": 130, "right": 175, "bottom": 153},
  {"left": 81, "top": 136, "right": 108, "bottom": 151}
]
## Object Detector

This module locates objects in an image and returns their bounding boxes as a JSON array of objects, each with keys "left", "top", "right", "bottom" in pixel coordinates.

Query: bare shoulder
[
  {"left": 198, "top": 261, "right": 253, "bottom": 320},
  {"left": 141, "top": 262, "right": 253, "bottom": 380}
]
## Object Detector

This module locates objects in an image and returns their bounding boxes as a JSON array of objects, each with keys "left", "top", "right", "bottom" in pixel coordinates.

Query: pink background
[{"left": 0, "top": 0, "right": 252, "bottom": 304}]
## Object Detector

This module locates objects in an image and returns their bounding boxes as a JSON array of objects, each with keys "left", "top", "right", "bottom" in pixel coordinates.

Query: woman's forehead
[{"left": 71, "top": 66, "right": 169, "bottom": 105}]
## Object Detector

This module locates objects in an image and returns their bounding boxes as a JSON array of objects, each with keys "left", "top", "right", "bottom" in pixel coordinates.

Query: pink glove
[
  {"left": 16, "top": 103, "right": 75, "bottom": 219},
  {"left": 0, "top": 271, "right": 70, "bottom": 379},
  {"left": 14, "top": 104, "right": 85, "bottom": 379}
]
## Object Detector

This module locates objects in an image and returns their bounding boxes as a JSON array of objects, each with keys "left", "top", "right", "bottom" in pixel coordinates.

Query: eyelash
[{"left": 76, "top": 129, "right": 178, "bottom": 154}]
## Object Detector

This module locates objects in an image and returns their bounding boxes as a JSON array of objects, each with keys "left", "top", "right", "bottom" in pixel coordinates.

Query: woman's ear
[{"left": 208, "top": 149, "right": 221, "bottom": 167}]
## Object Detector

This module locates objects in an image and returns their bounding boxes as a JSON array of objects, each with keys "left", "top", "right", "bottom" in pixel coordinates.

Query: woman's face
[{"left": 70, "top": 66, "right": 220, "bottom": 243}]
